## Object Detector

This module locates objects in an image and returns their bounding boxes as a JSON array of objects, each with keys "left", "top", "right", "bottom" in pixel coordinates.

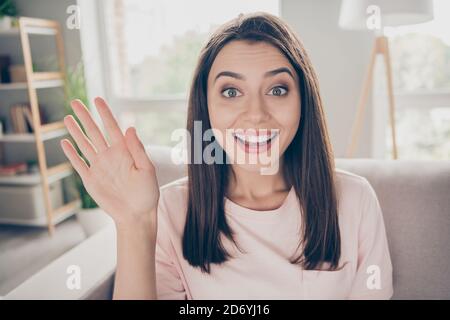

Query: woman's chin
[{"left": 229, "top": 159, "right": 281, "bottom": 176}]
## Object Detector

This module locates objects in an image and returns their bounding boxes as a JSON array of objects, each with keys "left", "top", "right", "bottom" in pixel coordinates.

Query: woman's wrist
[{"left": 114, "top": 209, "right": 157, "bottom": 238}]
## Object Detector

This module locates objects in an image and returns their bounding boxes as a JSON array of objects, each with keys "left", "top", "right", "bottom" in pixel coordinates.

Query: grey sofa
[
  {"left": 87, "top": 146, "right": 450, "bottom": 300},
  {"left": 334, "top": 159, "right": 450, "bottom": 299},
  {"left": 6, "top": 146, "right": 450, "bottom": 299}
]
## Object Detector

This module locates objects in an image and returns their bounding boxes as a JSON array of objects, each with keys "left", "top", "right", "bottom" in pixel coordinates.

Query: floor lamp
[{"left": 339, "top": 0, "right": 434, "bottom": 159}]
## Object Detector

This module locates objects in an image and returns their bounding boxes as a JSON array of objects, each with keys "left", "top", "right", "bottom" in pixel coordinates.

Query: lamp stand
[{"left": 346, "top": 35, "right": 398, "bottom": 159}]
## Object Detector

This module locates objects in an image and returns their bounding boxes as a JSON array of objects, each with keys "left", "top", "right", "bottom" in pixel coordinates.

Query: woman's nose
[{"left": 243, "top": 101, "right": 271, "bottom": 125}]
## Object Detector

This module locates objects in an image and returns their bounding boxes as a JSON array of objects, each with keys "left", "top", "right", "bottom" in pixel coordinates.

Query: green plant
[
  {"left": 0, "top": 0, "right": 17, "bottom": 17},
  {"left": 64, "top": 61, "right": 98, "bottom": 209}
]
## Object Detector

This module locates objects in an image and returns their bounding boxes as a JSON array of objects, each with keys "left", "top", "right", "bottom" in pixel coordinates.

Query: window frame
[
  {"left": 372, "top": 89, "right": 450, "bottom": 159},
  {"left": 95, "top": 0, "right": 189, "bottom": 115},
  {"left": 93, "top": 0, "right": 282, "bottom": 116}
]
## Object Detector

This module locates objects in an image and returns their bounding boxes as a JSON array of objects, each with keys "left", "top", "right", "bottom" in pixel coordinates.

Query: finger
[
  {"left": 63, "top": 115, "right": 97, "bottom": 162},
  {"left": 60, "top": 138, "right": 90, "bottom": 180},
  {"left": 125, "top": 127, "right": 154, "bottom": 170},
  {"left": 94, "top": 97, "right": 124, "bottom": 145},
  {"left": 71, "top": 99, "right": 109, "bottom": 152}
]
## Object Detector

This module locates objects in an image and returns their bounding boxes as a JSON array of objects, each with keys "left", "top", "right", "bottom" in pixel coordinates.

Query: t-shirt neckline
[{"left": 224, "top": 186, "right": 296, "bottom": 221}]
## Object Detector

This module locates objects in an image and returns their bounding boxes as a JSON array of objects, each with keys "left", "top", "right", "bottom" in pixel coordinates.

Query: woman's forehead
[
  {"left": 209, "top": 41, "right": 295, "bottom": 82},
  {"left": 218, "top": 40, "right": 282, "bottom": 57}
]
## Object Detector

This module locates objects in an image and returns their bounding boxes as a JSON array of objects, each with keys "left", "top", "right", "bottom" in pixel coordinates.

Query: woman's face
[{"left": 207, "top": 40, "right": 301, "bottom": 174}]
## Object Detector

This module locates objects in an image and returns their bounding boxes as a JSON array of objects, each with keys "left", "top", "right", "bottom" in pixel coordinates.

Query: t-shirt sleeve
[
  {"left": 348, "top": 179, "right": 394, "bottom": 300},
  {"left": 155, "top": 194, "right": 187, "bottom": 300}
]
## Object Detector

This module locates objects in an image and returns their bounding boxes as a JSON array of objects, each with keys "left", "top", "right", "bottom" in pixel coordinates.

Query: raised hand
[{"left": 60, "top": 97, "right": 159, "bottom": 229}]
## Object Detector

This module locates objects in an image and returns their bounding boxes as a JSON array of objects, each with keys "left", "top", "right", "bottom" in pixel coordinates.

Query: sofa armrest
[{"left": 4, "top": 223, "right": 117, "bottom": 300}]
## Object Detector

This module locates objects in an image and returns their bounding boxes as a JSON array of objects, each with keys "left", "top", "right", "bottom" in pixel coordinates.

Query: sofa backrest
[
  {"left": 335, "top": 159, "right": 450, "bottom": 300},
  {"left": 146, "top": 145, "right": 450, "bottom": 299}
]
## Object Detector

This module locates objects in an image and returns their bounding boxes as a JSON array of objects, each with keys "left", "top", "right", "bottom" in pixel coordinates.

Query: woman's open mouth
[{"left": 231, "top": 129, "right": 279, "bottom": 154}]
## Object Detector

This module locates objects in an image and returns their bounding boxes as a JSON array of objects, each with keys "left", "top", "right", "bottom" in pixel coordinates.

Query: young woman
[{"left": 61, "top": 12, "right": 393, "bottom": 300}]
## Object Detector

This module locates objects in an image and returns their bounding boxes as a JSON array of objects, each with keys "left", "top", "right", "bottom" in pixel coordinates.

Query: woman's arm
[
  {"left": 61, "top": 97, "right": 160, "bottom": 300},
  {"left": 113, "top": 212, "right": 158, "bottom": 300}
]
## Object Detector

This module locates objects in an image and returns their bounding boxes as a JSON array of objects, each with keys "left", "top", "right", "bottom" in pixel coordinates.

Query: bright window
[{"left": 383, "top": 0, "right": 450, "bottom": 160}]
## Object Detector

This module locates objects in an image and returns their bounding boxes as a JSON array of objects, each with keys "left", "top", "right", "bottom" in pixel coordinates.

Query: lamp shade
[{"left": 339, "top": 0, "right": 434, "bottom": 30}]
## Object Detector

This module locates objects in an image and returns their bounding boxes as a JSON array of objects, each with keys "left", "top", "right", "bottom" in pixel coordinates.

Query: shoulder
[
  {"left": 334, "top": 168, "right": 374, "bottom": 197},
  {"left": 335, "top": 168, "right": 369, "bottom": 187},
  {"left": 334, "top": 168, "right": 379, "bottom": 220},
  {"left": 160, "top": 175, "right": 189, "bottom": 201},
  {"left": 157, "top": 176, "right": 189, "bottom": 234}
]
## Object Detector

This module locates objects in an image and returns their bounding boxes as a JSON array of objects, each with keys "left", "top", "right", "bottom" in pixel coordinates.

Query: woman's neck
[{"left": 227, "top": 163, "right": 289, "bottom": 201}]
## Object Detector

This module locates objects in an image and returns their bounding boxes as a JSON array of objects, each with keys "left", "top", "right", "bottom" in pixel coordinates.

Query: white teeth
[{"left": 233, "top": 131, "right": 278, "bottom": 144}]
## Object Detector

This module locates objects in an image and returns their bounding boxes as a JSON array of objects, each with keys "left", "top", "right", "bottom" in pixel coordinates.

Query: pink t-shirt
[{"left": 155, "top": 169, "right": 393, "bottom": 300}]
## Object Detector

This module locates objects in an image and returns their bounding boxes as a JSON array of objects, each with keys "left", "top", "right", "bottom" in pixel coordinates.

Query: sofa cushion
[{"left": 335, "top": 159, "right": 450, "bottom": 299}]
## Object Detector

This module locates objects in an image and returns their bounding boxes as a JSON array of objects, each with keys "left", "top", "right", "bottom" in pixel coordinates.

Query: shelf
[
  {"left": 41, "top": 121, "right": 65, "bottom": 133},
  {"left": 0, "top": 199, "right": 81, "bottom": 226},
  {"left": 32, "top": 72, "right": 62, "bottom": 81},
  {"left": 0, "top": 128, "right": 68, "bottom": 142},
  {"left": 51, "top": 199, "right": 82, "bottom": 220},
  {"left": 25, "top": 26, "right": 57, "bottom": 36},
  {"left": 0, "top": 162, "right": 73, "bottom": 186},
  {"left": 46, "top": 162, "right": 72, "bottom": 180},
  {"left": 0, "top": 79, "right": 64, "bottom": 90},
  {"left": 33, "top": 79, "right": 64, "bottom": 89},
  {"left": 0, "top": 27, "right": 16, "bottom": 36},
  {"left": 0, "top": 74, "right": 64, "bottom": 89},
  {"left": 0, "top": 26, "right": 57, "bottom": 36},
  {"left": 0, "top": 82, "right": 27, "bottom": 90},
  {"left": 0, "top": 121, "right": 67, "bottom": 143},
  {"left": 20, "top": 17, "right": 59, "bottom": 29}
]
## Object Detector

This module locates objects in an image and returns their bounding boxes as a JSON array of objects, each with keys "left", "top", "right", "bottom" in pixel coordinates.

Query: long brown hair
[{"left": 184, "top": 12, "right": 340, "bottom": 273}]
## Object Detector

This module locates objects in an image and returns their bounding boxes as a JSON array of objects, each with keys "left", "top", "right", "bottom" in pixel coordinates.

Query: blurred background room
[{"left": 0, "top": 0, "right": 448, "bottom": 299}]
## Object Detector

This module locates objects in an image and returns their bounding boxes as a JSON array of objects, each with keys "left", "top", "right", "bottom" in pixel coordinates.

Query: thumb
[{"left": 125, "top": 127, "right": 153, "bottom": 170}]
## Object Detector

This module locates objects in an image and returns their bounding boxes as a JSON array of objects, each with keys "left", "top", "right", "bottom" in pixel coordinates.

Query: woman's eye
[
  {"left": 268, "top": 86, "right": 288, "bottom": 96},
  {"left": 221, "top": 87, "right": 242, "bottom": 98},
  {"left": 220, "top": 86, "right": 288, "bottom": 98}
]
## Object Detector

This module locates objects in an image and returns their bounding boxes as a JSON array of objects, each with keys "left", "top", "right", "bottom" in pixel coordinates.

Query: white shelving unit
[{"left": 0, "top": 17, "right": 81, "bottom": 234}]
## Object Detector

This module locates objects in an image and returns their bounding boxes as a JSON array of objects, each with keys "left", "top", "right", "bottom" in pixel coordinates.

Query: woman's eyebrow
[{"left": 214, "top": 67, "right": 295, "bottom": 83}]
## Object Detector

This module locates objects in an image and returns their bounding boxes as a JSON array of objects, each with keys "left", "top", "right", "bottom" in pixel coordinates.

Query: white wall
[{"left": 281, "top": 0, "right": 375, "bottom": 157}]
